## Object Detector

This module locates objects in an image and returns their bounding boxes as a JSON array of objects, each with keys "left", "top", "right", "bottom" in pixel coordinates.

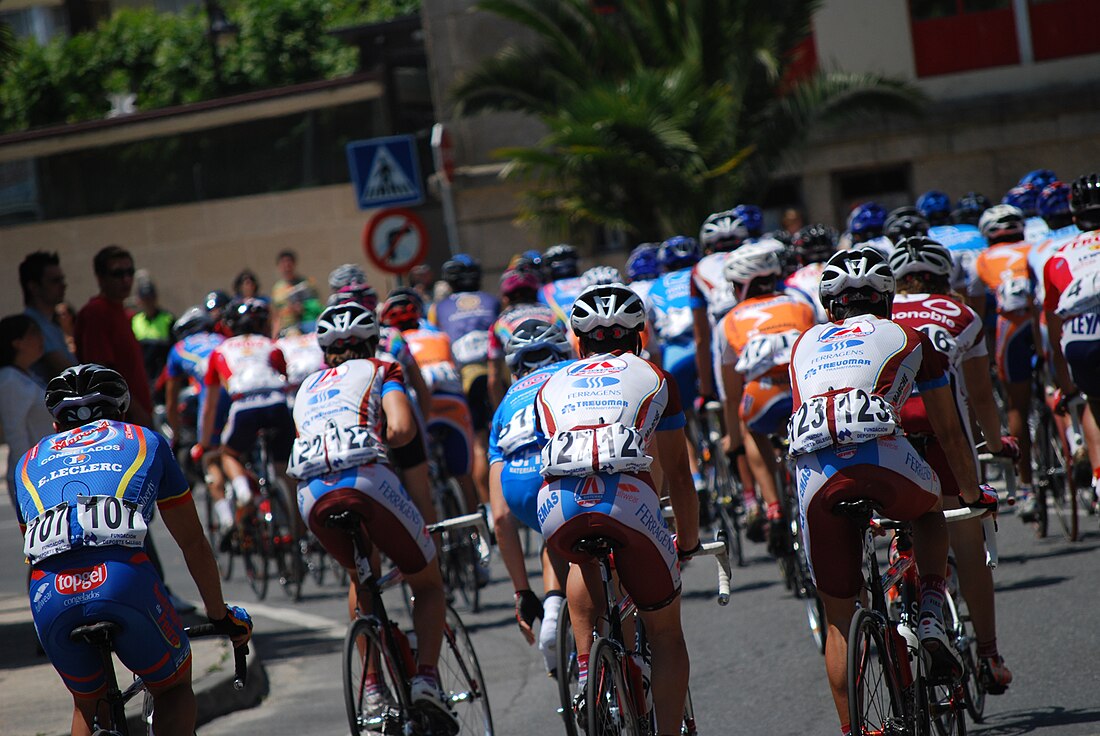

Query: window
[
  {"left": 908, "top": 0, "right": 1019, "bottom": 76},
  {"left": 832, "top": 164, "right": 912, "bottom": 228},
  {"left": 1028, "top": 0, "right": 1100, "bottom": 61}
]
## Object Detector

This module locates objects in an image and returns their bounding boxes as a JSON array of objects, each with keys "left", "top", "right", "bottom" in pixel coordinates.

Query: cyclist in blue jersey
[
  {"left": 844, "top": 201, "right": 892, "bottom": 254},
  {"left": 916, "top": 189, "right": 953, "bottom": 227},
  {"left": 927, "top": 194, "right": 990, "bottom": 293},
  {"left": 625, "top": 242, "right": 661, "bottom": 307},
  {"left": 538, "top": 244, "right": 588, "bottom": 326},
  {"left": 488, "top": 319, "right": 575, "bottom": 673},
  {"left": 18, "top": 364, "right": 251, "bottom": 736},
  {"left": 1004, "top": 182, "right": 1051, "bottom": 244}
]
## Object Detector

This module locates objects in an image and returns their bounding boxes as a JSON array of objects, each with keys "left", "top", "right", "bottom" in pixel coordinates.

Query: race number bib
[
  {"left": 541, "top": 423, "right": 651, "bottom": 477},
  {"left": 227, "top": 364, "right": 285, "bottom": 397},
  {"left": 77, "top": 496, "right": 148, "bottom": 549},
  {"left": 734, "top": 331, "right": 798, "bottom": 381},
  {"left": 288, "top": 423, "right": 379, "bottom": 480},
  {"left": 451, "top": 331, "right": 490, "bottom": 366},
  {"left": 497, "top": 405, "right": 536, "bottom": 456},
  {"left": 1056, "top": 271, "right": 1100, "bottom": 318},
  {"left": 788, "top": 389, "right": 899, "bottom": 455},
  {"left": 996, "top": 277, "right": 1032, "bottom": 313},
  {"left": 23, "top": 502, "right": 72, "bottom": 562},
  {"left": 918, "top": 325, "right": 959, "bottom": 363}
]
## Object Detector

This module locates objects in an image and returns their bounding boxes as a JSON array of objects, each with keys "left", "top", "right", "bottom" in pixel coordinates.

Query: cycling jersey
[
  {"left": 967, "top": 242, "right": 1036, "bottom": 383},
  {"left": 378, "top": 326, "right": 417, "bottom": 375},
  {"left": 1030, "top": 224, "right": 1081, "bottom": 307},
  {"left": 487, "top": 302, "right": 562, "bottom": 361},
  {"left": 534, "top": 352, "right": 686, "bottom": 610},
  {"left": 649, "top": 268, "right": 701, "bottom": 406},
  {"left": 858, "top": 235, "right": 895, "bottom": 258},
  {"left": 928, "top": 223, "right": 986, "bottom": 291},
  {"left": 205, "top": 334, "right": 293, "bottom": 459},
  {"left": 1043, "top": 229, "right": 1100, "bottom": 394},
  {"left": 784, "top": 263, "right": 829, "bottom": 323},
  {"left": 489, "top": 360, "right": 576, "bottom": 530},
  {"left": 429, "top": 291, "right": 500, "bottom": 366},
  {"left": 690, "top": 252, "right": 736, "bottom": 325},
  {"left": 276, "top": 332, "right": 325, "bottom": 393},
  {"left": 18, "top": 421, "right": 192, "bottom": 694},
  {"left": 166, "top": 331, "right": 229, "bottom": 439},
  {"left": 539, "top": 276, "right": 587, "bottom": 326},
  {"left": 628, "top": 279, "right": 655, "bottom": 309},
  {"left": 1024, "top": 215, "right": 1050, "bottom": 245},
  {"left": 403, "top": 325, "right": 464, "bottom": 396}
]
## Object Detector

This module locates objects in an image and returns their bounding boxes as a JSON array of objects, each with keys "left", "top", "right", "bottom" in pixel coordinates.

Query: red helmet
[
  {"left": 500, "top": 269, "right": 540, "bottom": 298},
  {"left": 378, "top": 288, "right": 423, "bottom": 328}
]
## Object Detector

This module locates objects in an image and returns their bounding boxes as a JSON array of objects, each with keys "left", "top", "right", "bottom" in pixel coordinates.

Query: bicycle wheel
[
  {"left": 556, "top": 604, "right": 580, "bottom": 736},
  {"left": 343, "top": 617, "right": 410, "bottom": 735},
  {"left": 438, "top": 605, "right": 494, "bottom": 735},
  {"left": 711, "top": 452, "right": 746, "bottom": 568},
  {"left": 1039, "top": 407, "right": 1079, "bottom": 541},
  {"left": 438, "top": 480, "right": 481, "bottom": 613},
  {"left": 944, "top": 593, "right": 984, "bottom": 724},
  {"left": 914, "top": 642, "right": 966, "bottom": 736},
  {"left": 1029, "top": 402, "right": 1055, "bottom": 539},
  {"left": 241, "top": 518, "right": 270, "bottom": 600},
  {"left": 586, "top": 637, "right": 640, "bottom": 736},
  {"left": 847, "top": 609, "right": 906, "bottom": 736},
  {"left": 263, "top": 491, "right": 305, "bottom": 601}
]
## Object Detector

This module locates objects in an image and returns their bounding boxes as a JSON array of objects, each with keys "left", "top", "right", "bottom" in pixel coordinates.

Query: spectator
[
  {"left": 276, "top": 283, "right": 323, "bottom": 337},
  {"left": 18, "top": 251, "right": 77, "bottom": 382},
  {"left": 0, "top": 315, "right": 54, "bottom": 519},
  {"left": 74, "top": 245, "right": 154, "bottom": 427},
  {"left": 270, "top": 249, "right": 318, "bottom": 335},
  {"left": 781, "top": 207, "right": 805, "bottom": 236},
  {"left": 233, "top": 269, "right": 269, "bottom": 304},
  {"left": 131, "top": 278, "right": 175, "bottom": 389}
]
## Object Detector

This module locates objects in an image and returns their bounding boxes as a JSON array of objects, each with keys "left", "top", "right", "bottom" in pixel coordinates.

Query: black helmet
[
  {"left": 441, "top": 254, "right": 482, "bottom": 292},
  {"left": 793, "top": 224, "right": 838, "bottom": 265},
  {"left": 884, "top": 206, "right": 930, "bottom": 241},
  {"left": 1070, "top": 173, "right": 1100, "bottom": 230},
  {"left": 204, "top": 290, "right": 231, "bottom": 313},
  {"left": 173, "top": 306, "right": 214, "bottom": 338},
  {"left": 951, "top": 192, "right": 991, "bottom": 226},
  {"left": 46, "top": 364, "right": 131, "bottom": 425},
  {"left": 543, "top": 244, "right": 580, "bottom": 279},
  {"left": 223, "top": 298, "right": 270, "bottom": 335}
]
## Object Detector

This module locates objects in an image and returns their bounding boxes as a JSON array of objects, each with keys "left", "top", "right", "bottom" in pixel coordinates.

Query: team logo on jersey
[
  {"left": 819, "top": 339, "right": 864, "bottom": 353},
  {"left": 574, "top": 476, "right": 605, "bottom": 508},
  {"left": 567, "top": 358, "right": 628, "bottom": 376},
  {"left": 304, "top": 366, "right": 346, "bottom": 392},
  {"left": 819, "top": 322, "right": 875, "bottom": 341},
  {"left": 308, "top": 389, "right": 340, "bottom": 406},
  {"left": 456, "top": 294, "right": 483, "bottom": 311},
  {"left": 63, "top": 454, "right": 90, "bottom": 466},
  {"left": 55, "top": 564, "right": 108, "bottom": 596},
  {"left": 515, "top": 372, "right": 551, "bottom": 391},
  {"left": 49, "top": 421, "right": 118, "bottom": 453},
  {"left": 571, "top": 376, "right": 620, "bottom": 389}
]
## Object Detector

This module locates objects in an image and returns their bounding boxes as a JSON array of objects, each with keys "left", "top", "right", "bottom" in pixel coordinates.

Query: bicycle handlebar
[
  {"left": 185, "top": 624, "right": 249, "bottom": 690},
  {"left": 695, "top": 536, "right": 733, "bottom": 606},
  {"left": 427, "top": 507, "right": 493, "bottom": 566}
]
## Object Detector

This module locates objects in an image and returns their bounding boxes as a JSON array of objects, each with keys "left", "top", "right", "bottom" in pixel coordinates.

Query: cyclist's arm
[
  {"left": 160, "top": 496, "right": 232, "bottom": 622},
  {"left": 960, "top": 353, "right": 1004, "bottom": 453},
  {"left": 382, "top": 389, "right": 417, "bottom": 448},
  {"left": 922, "top": 384, "right": 980, "bottom": 504},
  {"left": 720, "top": 363, "right": 744, "bottom": 451},
  {"left": 489, "top": 462, "right": 532, "bottom": 597},
  {"left": 404, "top": 357, "right": 433, "bottom": 418},
  {"left": 656, "top": 428, "right": 699, "bottom": 552},
  {"left": 1046, "top": 312, "right": 1077, "bottom": 395},
  {"left": 693, "top": 306, "right": 715, "bottom": 398}
]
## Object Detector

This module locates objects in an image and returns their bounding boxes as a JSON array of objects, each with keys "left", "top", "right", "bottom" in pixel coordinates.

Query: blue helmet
[
  {"left": 916, "top": 190, "right": 951, "bottom": 222},
  {"left": 731, "top": 204, "right": 764, "bottom": 237},
  {"left": 1002, "top": 184, "right": 1039, "bottom": 217},
  {"left": 625, "top": 243, "right": 661, "bottom": 281},
  {"left": 657, "top": 236, "right": 701, "bottom": 271},
  {"left": 1020, "top": 169, "right": 1057, "bottom": 191},
  {"left": 1039, "top": 181, "right": 1071, "bottom": 219},
  {"left": 951, "top": 191, "right": 991, "bottom": 225},
  {"left": 847, "top": 202, "right": 887, "bottom": 236}
]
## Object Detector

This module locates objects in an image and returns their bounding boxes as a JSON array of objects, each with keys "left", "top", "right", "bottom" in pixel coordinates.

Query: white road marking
[{"left": 241, "top": 601, "right": 346, "bottom": 638}]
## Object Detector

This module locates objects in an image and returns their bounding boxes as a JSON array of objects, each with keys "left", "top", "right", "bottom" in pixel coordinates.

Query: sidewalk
[{"left": 0, "top": 591, "right": 267, "bottom": 736}]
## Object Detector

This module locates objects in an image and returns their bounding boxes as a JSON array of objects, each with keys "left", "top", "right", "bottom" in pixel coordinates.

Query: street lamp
[{"left": 204, "top": 0, "right": 239, "bottom": 92}]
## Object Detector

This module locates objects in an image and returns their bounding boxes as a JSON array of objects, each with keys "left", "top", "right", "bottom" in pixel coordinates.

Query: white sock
[
  {"left": 215, "top": 498, "right": 234, "bottom": 529},
  {"left": 539, "top": 593, "right": 563, "bottom": 674},
  {"left": 232, "top": 475, "right": 253, "bottom": 506}
]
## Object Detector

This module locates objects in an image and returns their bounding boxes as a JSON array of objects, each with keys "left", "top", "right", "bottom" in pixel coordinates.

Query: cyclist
[
  {"left": 625, "top": 242, "right": 661, "bottom": 306},
  {"left": 731, "top": 203, "right": 764, "bottom": 240},
  {"left": 951, "top": 191, "right": 992, "bottom": 227},
  {"left": 927, "top": 192, "right": 989, "bottom": 293},
  {"left": 1017, "top": 169, "right": 1059, "bottom": 242},
  {"left": 842, "top": 201, "right": 891, "bottom": 253},
  {"left": 538, "top": 243, "right": 587, "bottom": 325},
  {"left": 916, "top": 189, "right": 953, "bottom": 228},
  {"left": 1003, "top": 182, "right": 1050, "bottom": 245},
  {"left": 692, "top": 210, "right": 749, "bottom": 403},
  {"left": 287, "top": 303, "right": 456, "bottom": 727},
  {"left": 534, "top": 283, "right": 700, "bottom": 736},
  {"left": 716, "top": 240, "right": 815, "bottom": 554},
  {"left": 430, "top": 254, "right": 501, "bottom": 505},
  {"left": 488, "top": 318, "right": 575, "bottom": 674},
  {"left": 889, "top": 236, "right": 1016, "bottom": 692},
  {"left": 788, "top": 248, "right": 988, "bottom": 735},
  {"left": 784, "top": 224, "right": 838, "bottom": 323},
  {"left": 1030, "top": 181, "right": 1082, "bottom": 311},
  {"left": 204, "top": 290, "right": 232, "bottom": 337},
  {"left": 18, "top": 364, "right": 252, "bottom": 736},
  {"left": 966, "top": 204, "right": 1039, "bottom": 517},
  {"left": 192, "top": 298, "right": 298, "bottom": 537},
  {"left": 883, "top": 206, "right": 930, "bottom": 245},
  {"left": 581, "top": 264, "right": 623, "bottom": 287},
  {"left": 488, "top": 268, "right": 562, "bottom": 406}
]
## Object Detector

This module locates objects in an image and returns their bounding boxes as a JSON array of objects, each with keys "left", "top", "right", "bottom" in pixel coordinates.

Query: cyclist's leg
[
  {"left": 263, "top": 402, "right": 306, "bottom": 538},
  {"left": 997, "top": 316, "right": 1034, "bottom": 486},
  {"left": 466, "top": 371, "right": 493, "bottom": 506},
  {"left": 638, "top": 600, "right": 688, "bottom": 736},
  {"left": 741, "top": 380, "right": 790, "bottom": 512},
  {"left": 1066, "top": 340, "right": 1100, "bottom": 496},
  {"left": 430, "top": 393, "right": 480, "bottom": 513},
  {"left": 218, "top": 402, "right": 259, "bottom": 516}
]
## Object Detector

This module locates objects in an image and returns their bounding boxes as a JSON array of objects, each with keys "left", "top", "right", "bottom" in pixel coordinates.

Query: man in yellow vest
[{"left": 132, "top": 279, "right": 175, "bottom": 390}]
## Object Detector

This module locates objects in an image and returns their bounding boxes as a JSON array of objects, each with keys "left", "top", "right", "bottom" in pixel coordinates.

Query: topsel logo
[{"left": 55, "top": 563, "right": 108, "bottom": 595}]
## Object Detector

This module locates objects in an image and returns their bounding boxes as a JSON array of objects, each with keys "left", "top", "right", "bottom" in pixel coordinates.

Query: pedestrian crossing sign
[{"left": 346, "top": 135, "right": 424, "bottom": 210}]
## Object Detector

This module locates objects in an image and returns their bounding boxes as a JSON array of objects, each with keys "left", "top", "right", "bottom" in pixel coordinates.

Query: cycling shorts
[
  {"left": 428, "top": 392, "right": 475, "bottom": 477},
  {"left": 298, "top": 464, "right": 435, "bottom": 574},
  {"left": 539, "top": 472, "right": 681, "bottom": 611},
  {"left": 1065, "top": 339, "right": 1100, "bottom": 398},
  {"left": 994, "top": 313, "right": 1035, "bottom": 385},
  {"left": 221, "top": 396, "right": 294, "bottom": 462},
  {"left": 499, "top": 447, "right": 544, "bottom": 531},
  {"left": 795, "top": 436, "right": 941, "bottom": 599},
  {"left": 463, "top": 367, "right": 492, "bottom": 433},
  {"left": 30, "top": 547, "right": 191, "bottom": 697},
  {"left": 740, "top": 377, "right": 792, "bottom": 436},
  {"left": 898, "top": 394, "right": 976, "bottom": 499},
  {"left": 662, "top": 341, "right": 699, "bottom": 409}
]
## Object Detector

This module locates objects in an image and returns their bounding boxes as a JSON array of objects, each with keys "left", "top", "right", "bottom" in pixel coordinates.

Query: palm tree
[{"left": 452, "top": 0, "right": 924, "bottom": 240}]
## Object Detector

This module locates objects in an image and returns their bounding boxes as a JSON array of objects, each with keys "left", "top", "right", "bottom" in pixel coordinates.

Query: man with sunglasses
[{"left": 74, "top": 246, "right": 153, "bottom": 428}]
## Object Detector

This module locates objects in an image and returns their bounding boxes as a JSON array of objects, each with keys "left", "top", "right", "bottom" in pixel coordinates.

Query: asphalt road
[{"left": 3, "top": 488, "right": 1100, "bottom": 735}]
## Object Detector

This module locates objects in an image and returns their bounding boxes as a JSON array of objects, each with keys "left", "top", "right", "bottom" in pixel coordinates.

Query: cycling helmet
[
  {"left": 888, "top": 236, "right": 953, "bottom": 279},
  {"left": 731, "top": 204, "right": 764, "bottom": 237},
  {"left": 378, "top": 288, "right": 424, "bottom": 328},
  {"left": 1020, "top": 169, "right": 1057, "bottom": 190},
  {"left": 723, "top": 240, "right": 783, "bottom": 297},
  {"left": 504, "top": 318, "right": 572, "bottom": 372},
  {"left": 509, "top": 250, "right": 544, "bottom": 280},
  {"left": 328, "top": 263, "right": 368, "bottom": 293},
  {"left": 819, "top": 248, "right": 896, "bottom": 310},
  {"left": 884, "top": 206, "right": 930, "bottom": 241},
  {"left": 329, "top": 282, "right": 378, "bottom": 310},
  {"left": 847, "top": 202, "right": 888, "bottom": 238},
  {"left": 544, "top": 244, "right": 580, "bottom": 280},
  {"left": 699, "top": 210, "right": 748, "bottom": 253},
  {"left": 793, "top": 224, "right": 838, "bottom": 265},
  {"left": 316, "top": 302, "right": 379, "bottom": 349},
  {"left": 581, "top": 265, "right": 624, "bottom": 287},
  {"left": 978, "top": 204, "right": 1026, "bottom": 243},
  {"left": 916, "top": 190, "right": 952, "bottom": 225},
  {"left": 657, "top": 235, "right": 701, "bottom": 271},
  {"left": 570, "top": 283, "right": 647, "bottom": 337},
  {"left": 173, "top": 306, "right": 214, "bottom": 338},
  {"left": 951, "top": 191, "right": 991, "bottom": 226},
  {"left": 441, "top": 254, "right": 482, "bottom": 292},
  {"left": 625, "top": 243, "right": 661, "bottom": 281},
  {"left": 223, "top": 298, "right": 270, "bottom": 335},
  {"left": 46, "top": 364, "right": 130, "bottom": 424},
  {"left": 500, "top": 268, "right": 541, "bottom": 299},
  {"left": 1001, "top": 184, "right": 1039, "bottom": 217},
  {"left": 1069, "top": 173, "right": 1100, "bottom": 224},
  {"left": 1038, "top": 181, "right": 1071, "bottom": 220},
  {"left": 204, "top": 289, "right": 230, "bottom": 313}
]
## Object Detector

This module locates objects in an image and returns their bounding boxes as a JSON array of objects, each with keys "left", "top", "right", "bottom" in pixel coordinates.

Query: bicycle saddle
[
  {"left": 323, "top": 510, "right": 363, "bottom": 530},
  {"left": 571, "top": 536, "right": 621, "bottom": 558},
  {"left": 69, "top": 621, "right": 120, "bottom": 646},
  {"left": 832, "top": 499, "right": 878, "bottom": 521}
]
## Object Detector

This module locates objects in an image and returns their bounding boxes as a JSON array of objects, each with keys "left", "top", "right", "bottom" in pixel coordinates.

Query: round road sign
[{"left": 363, "top": 207, "right": 429, "bottom": 275}]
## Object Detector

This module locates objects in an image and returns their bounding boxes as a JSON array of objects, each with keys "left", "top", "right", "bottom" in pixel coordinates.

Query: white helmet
[
  {"left": 978, "top": 204, "right": 1025, "bottom": 242},
  {"left": 504, "top": 319, "right": 572, "bottom": 372},
  {"left": 570, "top": 283, "right": 646, "bottom": 335},
  {"left": 581, "top": 265, "right": 624, "bottom": 288},
  {"left": 723, "top": 240, "right": 783, "bottom": 286},
  {"left": 819, "top": 247, "right": 896, "bottom": 308},
  {"left": 316, "top": 302, "right": 379, "bottom": 349},
  {"left": 888, "top": 236, "right": 953, "bottom": 279},
  {"left": 699, "top": 210, "right": 748, "bottom": 252}
]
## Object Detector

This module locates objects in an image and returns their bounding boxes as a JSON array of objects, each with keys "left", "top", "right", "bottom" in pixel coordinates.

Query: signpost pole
[{"left": 431, "top": 123, "right": 460, "bottom": 256}]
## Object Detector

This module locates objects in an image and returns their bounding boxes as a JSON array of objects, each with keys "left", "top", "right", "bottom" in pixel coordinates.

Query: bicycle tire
[
  {"left": 1030, "top": 402, "right": 1055, "bottom": 539},
  {"left": 438, "top": 480, "right": 481, "bottom": 613},
  {"left": 913, "top": 637, "right": 966, "bottom": 736},
  {"left": 343, "top": 617, "right": 411, "bottom": 735},
  {"left": 1041, "top": 408, "right": 1079, "bottom": 541},
  {"left": 805, "top": 585, "right": 827, "bottom": 656},
  {"left": 847, "top": 609, "right": 906, "bottom": 735},
  {"left": 264, "top": 489, "right": 305, "bottom": 601},
  {"left": 711, "top": 448, "right": 746, "bottom": 568},
  {"left": 586, "top": 637, "right": 640, "bottom": 736},
  {"left": 242, "top": 518, "right": 270, "bottom": 600},
  {"left": 439, "top": 604, "right": 494, "bottom": 735},
  {"left": 944, "top": 593, "right": 984, "bottom": 724},
  {"left": 555, "top": 604, "right": 580, "bottom": 736}
]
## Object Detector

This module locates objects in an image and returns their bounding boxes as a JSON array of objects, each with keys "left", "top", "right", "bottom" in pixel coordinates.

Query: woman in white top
[{"left": 0, "top": 315, "right": 54, "bottom": 521}]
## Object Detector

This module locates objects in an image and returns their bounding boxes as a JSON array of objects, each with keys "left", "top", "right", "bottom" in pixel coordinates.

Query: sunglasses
[{"left": 107, "top": 267, "right": 135, "bottom": 279}]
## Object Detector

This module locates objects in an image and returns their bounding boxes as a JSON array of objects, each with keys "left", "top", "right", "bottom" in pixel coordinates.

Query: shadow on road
[
  {"left": 998, "top": 541, "right": 1100, "bottom": 565},
  {"left": 253, "top": 628, "right": 342, "bottom": 663},
  {"left": 994, "top": 575, "right": 1070, "bottom": 593},
  {"left": 0, "top": 619, "right": 44, "bottom": 671},
  {"left": 972, "top": 706, "right": 1100, "bottom": 734}
]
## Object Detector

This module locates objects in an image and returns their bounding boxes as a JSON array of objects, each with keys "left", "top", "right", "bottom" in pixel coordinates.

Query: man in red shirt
[{"left": 75, "top": 245, "right": 154, "bottom": 428}]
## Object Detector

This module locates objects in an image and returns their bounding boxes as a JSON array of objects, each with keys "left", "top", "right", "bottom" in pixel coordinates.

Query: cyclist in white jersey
[
  {"left": 535, "top": 284, "right": 700, "bottom": 736},
  {"left": 691, "top": 209, "right": 749, "bottom": 401},
  {"left": 788, "top": 248, "right": 993, "bottom": 735}
]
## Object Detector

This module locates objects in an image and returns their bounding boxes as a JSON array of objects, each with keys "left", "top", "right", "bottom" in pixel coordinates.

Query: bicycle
[
  {"left": 1029, "top": 382, "right": 1079, "bottom": 541},
  {"left": 337, "top": 508, "right": 494, "bottom": 735},
  {"left": 578, "top": 532, "right": 732, "bottom": 735},
  {"left": 774, "top": 454, "right": 826, "bottom": 655},
  {"left": 688, "top": 400, "right": 746, "bottom": 567},
  {"left": 67, "top": 621, "right": 248, "bottom": 736},
  {"left": 843, "top": 499, "right": 988, "bottom": 736}
]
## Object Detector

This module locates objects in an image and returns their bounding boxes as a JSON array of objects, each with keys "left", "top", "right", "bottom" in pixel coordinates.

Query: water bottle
[{"left": 889, "top": 626, "right": 914, "bottom": 688}]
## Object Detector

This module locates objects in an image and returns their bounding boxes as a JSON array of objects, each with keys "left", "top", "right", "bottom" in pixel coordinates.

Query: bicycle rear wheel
[
  {"left": 1040, "top": 408, "right": 1079, "bottom": 541},
  {"left": 343, "top": 617, "right": 410, "bottom": 735},
  {"left": 586, "top": 637, "right": 640, "bottom": 735},
  {"left": 556, "top": 604, "right": 580, "bottom": 736},
  {"left": 847, "top": 609, "right": 906, "bottom": 735},
  {"left": 914, "top": 642, "right": 966, "bottom": 736},
  {"left": 944, "top": 592, "right": 984, "bottom": 723},
  {"left": 711, "top": 450, "right": 746, "bottom": 568},
  {"left": 241, "top": 518, "right": 270, "bottom": 600},
  {"left": 263, "top": 491, "right": 305, "bottom": 601},
  {"left": 437, "top": 479, "right": 481, "bottom": 612},
  {"left": 438, "top": 605, "right": 494, "bottom": 735}
]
